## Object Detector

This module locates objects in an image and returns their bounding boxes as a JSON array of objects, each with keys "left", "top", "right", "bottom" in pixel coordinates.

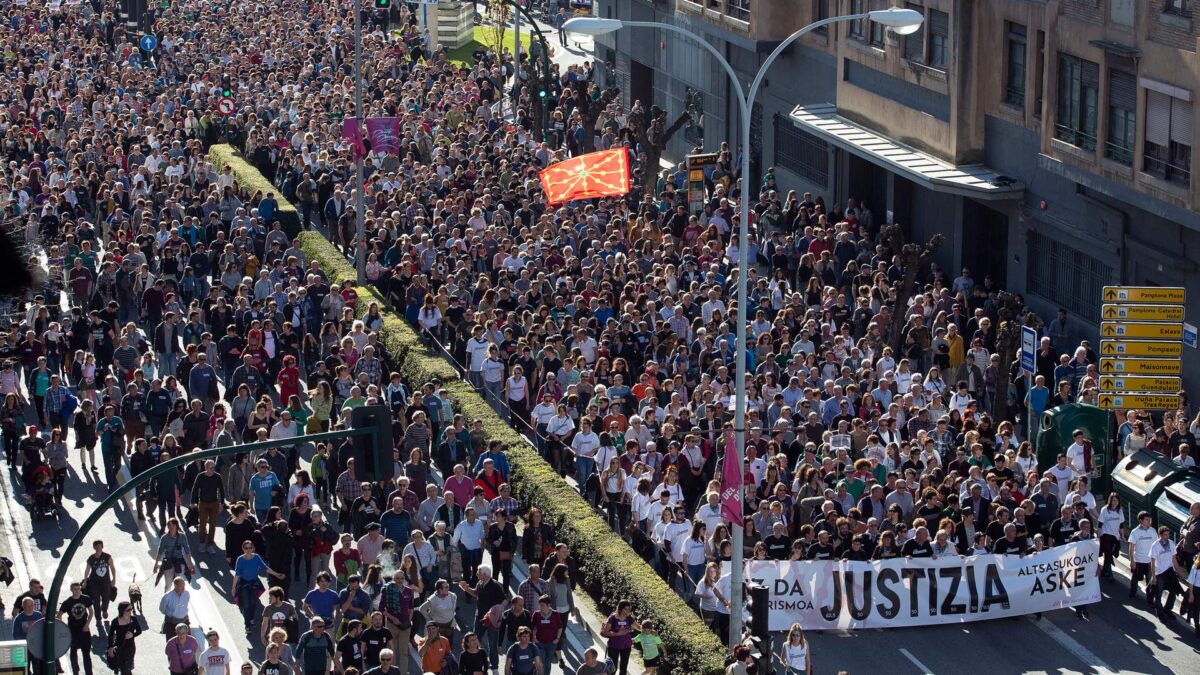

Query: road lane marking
[
  {"left": 899, "top": 647, "right": 934, "bottom": 674},
  {"left": 1033, "top": 618, "right": 1119, "bottom": 674}
]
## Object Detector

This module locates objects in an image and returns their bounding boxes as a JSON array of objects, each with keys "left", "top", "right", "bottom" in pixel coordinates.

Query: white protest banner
[{"left": 731, "top": 539, "right": 1100, "bottom": 630}]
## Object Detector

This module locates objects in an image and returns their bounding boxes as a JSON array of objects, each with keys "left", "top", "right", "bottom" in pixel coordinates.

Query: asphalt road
[{"left": 800, "top": 565, "right": 1199, "bottom": 674}]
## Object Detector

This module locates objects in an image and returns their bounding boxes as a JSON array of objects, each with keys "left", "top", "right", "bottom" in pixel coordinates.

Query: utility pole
[
  {"left": 513, "top": 3, "right": 521, "bottom": 119},
  {"left": 354, "top": 0, "right": 366, "bottom": 284}
]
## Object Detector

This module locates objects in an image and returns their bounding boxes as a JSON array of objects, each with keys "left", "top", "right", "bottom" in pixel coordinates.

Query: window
[
  {"left": 1166, "top": 0, "right": 1192, "bottom": 17},
  {"left": 1056, "top": 54, "right": 1099, "bottom": 151},
  {"left": 1005, "top": 23, "right": 1027, "bottom": 107},
  {"left": 1144, "top": 90, "right": 1193, "bottom": 185},
  {"left": 870, "top": 17, "right": 886, "bottom": 46},
  {"left": 1106, "top": 70, "right": 1136, "bottom": 165},
  {"left": 815, "top": 0, "right": 829, "bottom": 35},
  {"left": 928, "top": 10, "right": 949, "bottom": 70},
  {"left": 1034, "top": 30, "right": 1045, "bottom": 117},
  {"left": 849, "top": 0, "right": 866, "bottom": 39},
  {"left": 903, "top": 4, "right": 925, "bottom": 62},
  {"left": 1026, "top": 231, "right": 1113, "bottom": 323},
  {"left": 774, "top": 116, "right": 829, "bottom": 187}
]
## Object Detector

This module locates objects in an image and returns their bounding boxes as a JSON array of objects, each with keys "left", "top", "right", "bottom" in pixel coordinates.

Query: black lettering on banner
[
  {"left": 820, "top": 571, "right": 842, "bottom": 621},
  {"left": 845, "top": 571, "right": 873, "bottom": 621},
  {"left": 901, "top": 568, "right": 925, "bottom": 618},
  {"left": 927, "top": 566, "right": 939, "bottom": 616},
  {"left": 981, "top": 564, "right": 1010, "bottom": 612},
  {"left": 966, "top": 564, "right": 979, "bottom": 612},
  {"left": 938, "top": 568, "right": 966, "bottom": 615},
  {"left": 875, "top": 567, "right": 901, "bottom": 619},
  {"left": 1073, "top": 567, "right": 1086, "bottom": 588}
]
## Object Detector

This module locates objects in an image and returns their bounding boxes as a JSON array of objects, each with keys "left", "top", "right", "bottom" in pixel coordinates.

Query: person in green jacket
[{"left": 95, "top": 404, "right": 126, "bottom": 490}]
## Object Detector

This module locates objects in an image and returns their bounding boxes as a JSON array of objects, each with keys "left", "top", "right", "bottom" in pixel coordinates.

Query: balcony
[{"left": 678, "top": 0, "right": 809, "bottom": 42}]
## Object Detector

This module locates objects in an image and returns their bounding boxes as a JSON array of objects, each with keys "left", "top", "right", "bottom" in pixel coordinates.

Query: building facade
[{"left": 595, "top": 0, "right": 1200, "bottom": 392}]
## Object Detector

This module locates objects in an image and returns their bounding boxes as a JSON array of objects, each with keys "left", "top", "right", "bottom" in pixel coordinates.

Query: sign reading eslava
[
  {"left": 1100, "top": 322, "right": 1184, "bottom": 340},
  {"left": 539, "top": 149, "right": 631, "bottom": 205}
]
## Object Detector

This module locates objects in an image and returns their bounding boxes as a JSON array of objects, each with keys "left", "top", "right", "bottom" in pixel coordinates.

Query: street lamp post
[
  {"left": 565, "top": 7, "right": 923, "bottom": 651},
  {"left": 354, "top": 0, "right": 366, "bottom": 284}
]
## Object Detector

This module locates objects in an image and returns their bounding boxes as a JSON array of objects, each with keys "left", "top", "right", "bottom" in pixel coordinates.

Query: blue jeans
[
  {"left": 537, "top": 642, "right": 557, "bottom": 673},
  {"left": 475, "top": 620, "right": 500, "bottom": 669},
  {"left": 160, "top": 351, "right": 179, "bottom": 378},
  {"left": 574, "top": 456, "right": 595, "bottom": 494},
  {"left": 461, "top": 547, "right": 483, "bottom": 580},
  {"left": 235, "top": 582, "right": 260, "bottom": 627}
]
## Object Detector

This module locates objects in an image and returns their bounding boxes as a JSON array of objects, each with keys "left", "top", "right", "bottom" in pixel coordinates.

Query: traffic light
[
  {"left": 221, "top": 75, "right": 233, "bottom": 98},
  {"left": 374, "top": 0, "right": 391, "bottom": 8},
  {"left": 746, "top": 583, "right": 771, "bottom": 647},
  {"left": 537, "top": 89, "right": 548, "bottom": 99},
  {"left": 350, "top": 404, "right": 395, "bottom": 482}
]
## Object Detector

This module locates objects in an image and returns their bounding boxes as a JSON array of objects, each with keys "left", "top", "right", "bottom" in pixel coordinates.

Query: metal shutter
[
  {"left": 1082, "top": 60, "right": 1099, "bottom": 89},
  {"left": 1170, "top": 97, "right": 1193, "bottom": 146},
  {"left": 1109, "top": 70, "right": 1136, "bottom": 111},
  {"left": 1146, "top": 90, "right": 1171, "bottom": 146},
  {"left": 930, "top": 10, "right": 949, "bottom": 37}
]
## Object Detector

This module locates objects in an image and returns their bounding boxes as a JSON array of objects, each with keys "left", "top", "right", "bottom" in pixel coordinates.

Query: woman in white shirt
[
  {"left": 895, "top": 359, "right": 914, "bottom": 395},
  {"left": 692, "top": 562, "right": 730, "bottom": 634},
  {"left": 599, "top": 456, "right": 628, "bottom": 532},
  {"left": 653, "top": 468, "right": 685, "bottom": 507},
  {"left": 682, "top": 521, "right": 709, "bottom": 594},
  {"left": 1097, "top": 493, "right": 1125, "bottom": 580},
  {"left": 545, "top": 405, "right": 575, "bottom": 478},
  {"left": 504, "top": 364, "right": 530, "bottom": 425},
  {"left": 778, "top": 623, "right": 812, "bottom": 675}
]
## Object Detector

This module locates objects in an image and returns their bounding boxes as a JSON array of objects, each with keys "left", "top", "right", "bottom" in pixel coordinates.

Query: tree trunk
[
  {"left": 883, "top": 225, "right": 944, "bottom": 357},
  {"left": 574, "top": 83, "right": 620, "bottom": 154},
  {"left": 991, "top": 292, "right": 1045, "bottom": 425},
  {"left": 628, "top": 105, "right": 690, "bottom": 196}
]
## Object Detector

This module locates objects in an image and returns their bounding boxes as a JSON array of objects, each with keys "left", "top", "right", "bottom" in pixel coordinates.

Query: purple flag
[
  {"left": 720, "top": 435, "right": 742, "bottom": 525},
  {"left": 365, "top": 117, "right": 402, "bottom": 156},
  {"left": 342, "top": 119, "right": 366, "bottom": 159}
]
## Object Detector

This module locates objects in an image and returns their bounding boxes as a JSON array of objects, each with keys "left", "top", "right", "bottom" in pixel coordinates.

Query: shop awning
[{"left": 789, "top": 103, "right": 1025, "bottom": 201}]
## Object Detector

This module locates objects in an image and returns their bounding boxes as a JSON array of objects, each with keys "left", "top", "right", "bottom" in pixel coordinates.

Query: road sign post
[
  {"left": 1099, "top": 339, "right": 1183, "bottom": 358},
  {"left": 1100, "top": 322, "right": 1184, "bottom": 340},
  {"left": 1021, "top": 326, "right": 1037, "bottom": 447},
  {"left": 138, "top": 33, "right": 157, "bottom": 51},
  {"left": 1098, "top": 393, "right": 1182, "bottom": 410},
  {"left": 1102, "top": 286, "right": 1186, "bottom": 304},
  {"left": 1101, "top": 304, "right": 1186, "bottom": 321},
  {"left": 1099, "top": 376, "right": 1182, "bottom": 393},
  {"left": 1099, "top": 358, "right": 1182, "bottom": 376}
]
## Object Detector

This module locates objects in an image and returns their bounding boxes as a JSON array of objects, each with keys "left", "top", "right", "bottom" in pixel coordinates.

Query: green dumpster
[
  {"left": 1110, "top": 450, "right": 1186, "bottom": 531},
  {"left": 1154, "top": 469, "right": 1200, "bottom": 536},
  {"left": 1036, "top": 403, "right": 1114, "bottom": 496}
]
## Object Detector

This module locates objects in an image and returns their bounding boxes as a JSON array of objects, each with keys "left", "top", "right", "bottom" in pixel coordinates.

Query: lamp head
[
  {"left": 562, "top": 17, "right": 624, "bottom": 36},
  {"left": 868, "top": 7, "right": 925, "bottom": 35}
]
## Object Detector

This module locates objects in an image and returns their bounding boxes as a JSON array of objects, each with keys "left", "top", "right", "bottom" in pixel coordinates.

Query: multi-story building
[{"left": 595, "top": 0, "right": 1200, "bottom": 391}]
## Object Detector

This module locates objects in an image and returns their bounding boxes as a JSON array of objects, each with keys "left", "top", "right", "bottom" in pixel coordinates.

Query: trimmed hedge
[
  {"left": 211, "top": 146, "right": 727, "bottom": 675},
  {"left": 209, "top": 144, "right": 303, "bottom": 237}
]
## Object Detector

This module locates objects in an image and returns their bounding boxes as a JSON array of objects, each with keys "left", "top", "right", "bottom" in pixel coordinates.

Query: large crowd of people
[{"left": 1, "top": 1, "right": 1200, "bottom": 675}]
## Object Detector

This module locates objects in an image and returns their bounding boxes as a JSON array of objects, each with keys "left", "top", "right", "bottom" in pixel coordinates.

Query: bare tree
[
  {"left": 991, "top": 291, "right": 1045, "bottom": 423},
  {"left": 882, "top": 224, "right": 945, "bottom": 356},
  {"left": 573, "top": 81, "right": 620, "bottom": 154},
  {"left": 627, "top": 104, "right": 691, "bottom": 195}
]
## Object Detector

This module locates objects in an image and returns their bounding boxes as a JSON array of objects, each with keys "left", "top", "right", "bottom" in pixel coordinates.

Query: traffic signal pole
[{"left": 40, "top": 428, "right": 374, "bottom": 674}]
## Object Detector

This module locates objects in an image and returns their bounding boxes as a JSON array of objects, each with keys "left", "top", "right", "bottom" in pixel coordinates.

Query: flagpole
[{"left": 354, "top": 0, "right": 366, "bottom": 285}]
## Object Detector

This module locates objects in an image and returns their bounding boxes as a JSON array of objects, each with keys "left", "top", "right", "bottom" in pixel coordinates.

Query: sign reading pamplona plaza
[{"left": 732, "top": 540, "right": 1100, "bottom": 630}]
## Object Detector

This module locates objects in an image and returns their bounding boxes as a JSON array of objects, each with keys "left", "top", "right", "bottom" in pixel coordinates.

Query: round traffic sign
[
  {"left": 139, "top": 34, "right": 158, "bottom": 51},
  {"left": 217, "top": 96, "right": 237, "bottom": 116},
  {"left": 26, "top": 619, "right": 71, "bottom": 660}
]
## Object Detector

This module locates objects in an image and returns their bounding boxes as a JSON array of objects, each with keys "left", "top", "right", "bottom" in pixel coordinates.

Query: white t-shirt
[
  {"left": 1046, "top": 464, "right": 1077, "bottom": 502},
  {"left": 1150, "top": 538, "right": 1177, "bottom": 576},
  {"left": 1129, "top": 525, "right": 1158, "bottom": 564},
  {"left": 783, "top": 640, "right": 809, "bottom": 670},
  {"left": 571, "top": 431, "right": 600, "bottom": 459},
  {"left": 1098, "top": 506, "right": 1123, "bottom": 538},
  {"left": 198, "top": 646, "right": 232, "bottom": 675},
  {"left": 1066, "top": 441, "right": 1090, "bottom": 473}
]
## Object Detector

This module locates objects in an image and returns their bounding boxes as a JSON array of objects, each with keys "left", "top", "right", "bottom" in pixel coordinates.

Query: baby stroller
[{"left": 26, "top": 463, "right": 58, "bottom": 520}]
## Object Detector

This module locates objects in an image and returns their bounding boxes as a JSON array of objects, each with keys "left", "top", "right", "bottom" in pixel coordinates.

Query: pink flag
[
  {"left": 720, "top": 434, "right": 742, "bottom": 525},
  {"left": 342, "top": 119, "right": 366, "bottom": 159},
  {"left": 365, "top": 117, "right": 401, "bottom": 156}
]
